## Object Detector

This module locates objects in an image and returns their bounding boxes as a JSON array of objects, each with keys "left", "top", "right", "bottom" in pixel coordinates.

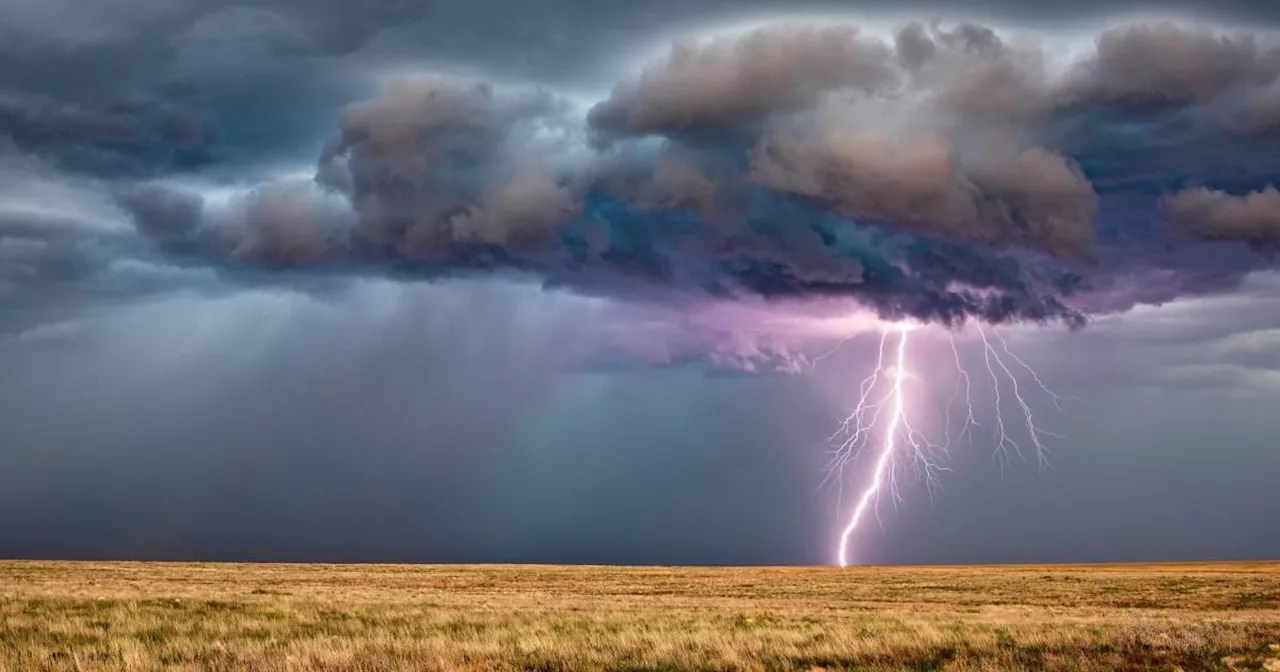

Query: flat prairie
[{"left": 1, "top": 560, "right": 1278, "bottom": 671}]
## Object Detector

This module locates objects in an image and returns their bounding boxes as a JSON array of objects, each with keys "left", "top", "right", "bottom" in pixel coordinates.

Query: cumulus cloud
[
  {"left": 221, "top": 180, "right": 355, "bottom": 266},
  {"left": 895, "top": 22, "right": 1053, "bottom": 123},
  {"left": 1059, "top": 22, "right": 1280, "bottom": 111},
  {"left": 749, "top": 131, "right": 966, "bottom": 224},
  {"left": 450, "top": 170, "right": 581, "bottom": 249},
  {"left": 750, "top": 130, "right": 1097, "bottom": 258},
  {"left": 1162, "top": 185, "right": 1280, "bottom": 249},
  {"left": 586, "top": 21, "right": 1056, "bottom": 138},
  {"left": 587, "top": 25, "right": 896, "bottom": 139},
  {"left": 119, "top": 178, "right": 358, "bottom": 269},
  {"left": 319, "top": 77, "right": 579, "bottom": 258}
]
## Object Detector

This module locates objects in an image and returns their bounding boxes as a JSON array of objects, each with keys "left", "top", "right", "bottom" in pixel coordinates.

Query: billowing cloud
[
  {"left": 587, "top": 25, "right": 896, "bottom": 138},
  {"left": 750, "top": 131, "right": 1097, "bottom": 258},
  {"left": 1162, "top": 185, "right": 1280, "bottom": 249},
  {"left": 895, "top": 22, "right": 1053, "bottom": 123},
  {"left": 93, "top": 73, "right": 1085, "bottom": 327},
  {"left": 319, "top": 77, "right": 579, "bottom": 257},
  {"left": 0, "top": 11, "right": 1276, "bottom": 355},
  {"left": 1058, "top": 22, "right": 1280, "bottom": 112},
  {"left": 449, "top": 170, "right": 581, "bottom": 248}
]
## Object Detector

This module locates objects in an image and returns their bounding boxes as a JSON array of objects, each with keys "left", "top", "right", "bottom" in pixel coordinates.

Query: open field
[{"left": 1, "top": 561, "right": 1278, "bottom": 671}]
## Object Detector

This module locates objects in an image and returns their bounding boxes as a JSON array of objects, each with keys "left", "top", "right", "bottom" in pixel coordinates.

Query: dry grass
[{"left": 1, "top": 560, "right": 1278, "bottom": 671}]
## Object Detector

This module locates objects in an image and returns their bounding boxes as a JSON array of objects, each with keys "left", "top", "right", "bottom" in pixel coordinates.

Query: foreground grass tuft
[{"left": 1, "top": 560, "right": 1277, "bottom": 671}]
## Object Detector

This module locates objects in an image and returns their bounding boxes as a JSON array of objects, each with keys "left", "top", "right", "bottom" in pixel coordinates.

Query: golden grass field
[{"left": 1, "top": 560, "right": 1278, "bottom": 671}]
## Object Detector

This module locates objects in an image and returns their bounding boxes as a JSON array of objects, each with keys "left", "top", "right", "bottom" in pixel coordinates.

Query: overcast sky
[{"left": 1, "top": 0, "right": 1277, "bottom": 565}]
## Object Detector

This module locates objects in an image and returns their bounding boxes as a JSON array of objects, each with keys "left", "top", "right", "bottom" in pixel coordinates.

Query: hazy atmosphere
[{"left": 2, "top": 0, "right": 1279, "bottom": 566}]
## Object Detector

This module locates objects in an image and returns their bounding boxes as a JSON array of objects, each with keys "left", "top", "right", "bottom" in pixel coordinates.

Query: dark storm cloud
[
  {"left": 117, "top": 183, "right": 205, "bottom": 246},
  {"left": 85, "top": 18, "right": 1277, "bottom": 329},
  {"left": 120, "top": 179, "right": 355, "bottom": 267},
  {"left": 99, "top": 73, "right": 1086, "bottom": 327},
  {"left": 0, "top": 93, "right": 214, "bottom": 176},
  {"left": 0, "top": 0, "right": 433, "bottom": 182},
  {"left": 0, "top": 156, "right": 146, "bottom": 321},
  {"left": 0, "top": 0, "right": 430, "bottom": 65},
  {"left": 0, "top": 155, "right": 237, "bottom": 340},
  {"left": 4, "top": 5, "right": 1280, "bottom": 332}
]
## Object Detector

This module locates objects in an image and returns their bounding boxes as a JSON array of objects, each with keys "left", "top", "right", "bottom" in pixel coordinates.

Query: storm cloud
[{"left": 31, "top": 18, "right": 1261, "bottom": 333}]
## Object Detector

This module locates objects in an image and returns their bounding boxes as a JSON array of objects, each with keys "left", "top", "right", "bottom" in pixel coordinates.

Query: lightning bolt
[
  {"left": 976, "top": 323, "right": 1062, "bottom": 468},
  {"left": 835, "top": 325, "right": 911, "bottom": 568},
  {"left": 828, "top": 322, "right": 1064, "bottom": 567}
]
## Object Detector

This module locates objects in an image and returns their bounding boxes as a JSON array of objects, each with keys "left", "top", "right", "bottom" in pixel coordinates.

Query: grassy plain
[{"left": 0, "top": 560, "right": 1278, "bottom": 671}]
